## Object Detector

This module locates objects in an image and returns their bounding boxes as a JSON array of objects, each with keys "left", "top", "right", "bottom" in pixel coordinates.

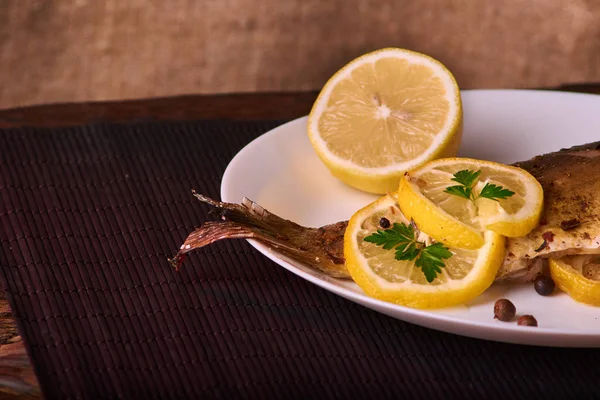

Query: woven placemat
[{"left": 1, "top": 120, "right": 599, "bottom": 399}]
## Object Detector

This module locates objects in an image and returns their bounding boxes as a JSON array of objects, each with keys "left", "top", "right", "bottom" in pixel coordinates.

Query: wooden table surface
[{"left": 0, "top": 84, "right": 598, "bottom": 398}]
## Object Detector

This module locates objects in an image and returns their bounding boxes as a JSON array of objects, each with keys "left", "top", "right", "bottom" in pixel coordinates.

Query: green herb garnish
[
  {"left": 444, "top": 169, "right": 515, "bottom": 202},
  {"left": 364, "top": 222, "right": 452, "bottom": 282}
]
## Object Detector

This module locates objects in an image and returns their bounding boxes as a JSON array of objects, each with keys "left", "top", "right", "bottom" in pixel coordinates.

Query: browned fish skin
[
  {"left": 498, "top": 141, "right": 600, "bottom": 281},
  {"left": 172, "top": 142, "right": 600, "bottom": 282}
]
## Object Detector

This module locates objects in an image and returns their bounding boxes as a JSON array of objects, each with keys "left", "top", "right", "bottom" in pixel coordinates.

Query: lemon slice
[
  {"left": 550, "top": 256, "right": 600, "bottom": 306},
  {"left": 308, "top": 48, "right": 463, "bottom": 194},
  {"left": 397, "top": 158, "right": 543, "bottom": 249},
  {"left": 344, "top": 195, "right": 505, "bottom": 308}
]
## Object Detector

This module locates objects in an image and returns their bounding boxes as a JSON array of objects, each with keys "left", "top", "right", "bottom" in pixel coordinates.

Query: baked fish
[
  {"left": 499, "top": 141, "right": 600, "bottom": 281},
  {"left": 170, "top": 142, "right": 600, "bottom": 282}
]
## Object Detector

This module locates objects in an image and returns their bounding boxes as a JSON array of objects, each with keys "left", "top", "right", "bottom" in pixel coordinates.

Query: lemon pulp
[
  {"left": 308, "top": 48, "right": 462, "bottom": 194},
  {"left": 398, "top": 158, "right": 543, "bottom": 249},
  {"left": 344, "top": 195, "right": 505, "bottom": 309}
]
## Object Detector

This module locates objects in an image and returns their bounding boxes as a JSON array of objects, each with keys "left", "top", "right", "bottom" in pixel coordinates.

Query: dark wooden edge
[{"left": 0, "top": 91, "right": 320, "bottom": 129}]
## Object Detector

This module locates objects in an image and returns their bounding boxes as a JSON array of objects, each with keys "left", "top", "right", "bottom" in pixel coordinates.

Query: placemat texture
[{"left": 1, "top": 120, "right": 599, "bottom": 399}]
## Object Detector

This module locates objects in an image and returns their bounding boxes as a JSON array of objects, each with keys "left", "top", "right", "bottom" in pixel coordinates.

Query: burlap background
[{"left": 1, "top": 0, "right": 599, "bottom": 109}]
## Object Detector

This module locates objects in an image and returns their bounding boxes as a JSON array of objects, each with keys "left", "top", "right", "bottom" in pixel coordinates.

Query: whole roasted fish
[{"left": 170, "top": 142, "right": 600, "bottom": 282}]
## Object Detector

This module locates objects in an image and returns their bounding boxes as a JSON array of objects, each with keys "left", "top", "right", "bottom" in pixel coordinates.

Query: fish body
[
  {"left": 499, "top": 142, "right": 600, "bottom": 281},
  {"left": 172, "top": 142, "right": 600, "bottom": 282}
]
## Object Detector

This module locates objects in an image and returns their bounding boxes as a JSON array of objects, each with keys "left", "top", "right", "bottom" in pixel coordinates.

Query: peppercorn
[
  {"left": 379, "top": 217, "right": 391, "bottom": 229},
  {"left": 518, "top": 315, "right": 538, "bottom": 327},
  {"left": 534, "top": 276, "right": 555, "bottom": 296},
  {"left": 493, "top": 298, "right": 516, "bottom": 322}
]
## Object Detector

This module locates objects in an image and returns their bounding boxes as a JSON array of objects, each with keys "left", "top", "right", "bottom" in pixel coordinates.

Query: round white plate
[{"left": 221, "top": 89, "right": 600, "bottom": 347}]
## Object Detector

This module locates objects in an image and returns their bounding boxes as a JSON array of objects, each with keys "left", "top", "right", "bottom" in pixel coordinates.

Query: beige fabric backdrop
[{"left": 1, "top": 0, "right": 599, "bottom": 109}]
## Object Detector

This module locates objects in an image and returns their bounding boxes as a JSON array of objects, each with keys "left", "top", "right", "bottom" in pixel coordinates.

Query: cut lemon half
[
  {"left": 344, "top": 195, "right": 505, "bottom": 308},
  {"left": 398, "top": 158, "right": 543, "bottom": 249},
  {"left": 308, "top": 48, "right": 463, "bottom": 194},
  {"left": 550, "top": 256, "right": 600, "bottom": 306}
]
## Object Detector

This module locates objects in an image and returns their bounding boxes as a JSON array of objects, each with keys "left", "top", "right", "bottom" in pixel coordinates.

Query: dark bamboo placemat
[{"left": 1, "top": 120, "right": 599, "bottom": 399}]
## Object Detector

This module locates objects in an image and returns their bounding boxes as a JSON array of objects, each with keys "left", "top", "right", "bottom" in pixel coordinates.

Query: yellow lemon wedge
[
  {"left": 397, "top": 158, "right": 543, "bottom": 249},
  {"left": 344, "top": 195, "right": 505, "bottom": 308},
  {"left": 308, "top": 48, "right": 463, "bottom": 194},
  {"left": 550, "top": 257, "right": 600, "bottom": 306}
]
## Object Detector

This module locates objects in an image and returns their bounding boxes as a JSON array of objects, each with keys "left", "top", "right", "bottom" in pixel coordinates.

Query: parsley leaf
[
  {"left": 364, "top": 222, "right": 453, "bottom": 282},
  {"left": 396, "top": 242, "right": 420, "bottom": 261},
  {"left": 451, "top": 169, "right": 481, "bottom": 188},
  {"left": 415, "top": 243, "right": 453, "bottom": 283},
  {"left": 444, "top": 185, "right": 471, "bottom": 200},
  {"left": 364, "top": 223, "right": 416, "bottom": 252},
  {"left": 478, "top": 183, "right": 515, "bottom": 201},
  {"left": 445, "top": 169, "right": 515, "bottom": 203}
]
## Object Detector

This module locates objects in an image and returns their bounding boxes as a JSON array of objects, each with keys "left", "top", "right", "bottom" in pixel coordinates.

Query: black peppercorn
[
  {"left": 379, "top": 217, "right": 391, "bottom": 229},
  {"left": 534, "top": 276, "right": 555, "bottom": 296},
  {"left": 518, "top": 315, "right": 538, "bottom": 327},
  {"left": 493, "top": 298, "right": 516, "bottom": 322}
]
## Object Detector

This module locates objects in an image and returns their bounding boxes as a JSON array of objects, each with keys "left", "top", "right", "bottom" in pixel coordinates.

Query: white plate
[{"left": 221, "top": 90, "right": 600, "bottom": 347}]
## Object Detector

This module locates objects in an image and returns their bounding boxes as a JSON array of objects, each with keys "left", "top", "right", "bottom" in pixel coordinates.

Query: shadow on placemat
[{"left": 0, "top": 120, "right": 598, "bottom": 399}]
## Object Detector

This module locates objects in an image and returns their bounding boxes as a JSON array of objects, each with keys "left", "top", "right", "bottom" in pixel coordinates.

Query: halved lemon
[
  {"left": 344, "top": 195, "right": 505, "bottom": 308},
  {"left": 550, "top": 256, "right": 600, "bottom": 306},
  {"left": 397, "top": 158, "right": 543, "bottom": 249},
  {"left": 308, "top": 48, "right": 463, "bottom": 194}
]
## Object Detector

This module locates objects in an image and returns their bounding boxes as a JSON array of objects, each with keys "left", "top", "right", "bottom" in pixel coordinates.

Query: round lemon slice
[
  {"left": 344, "top": 195, "right": 505, "bottom": 308},
  {"left": 308, "top": 48, "right": 463, "bottom": 194},
  {"left": 397, "top": 158, "right": 543, "bottom": 249},
  {"left": 550, "top": 257, "right": 600, "bottom": 306}
]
